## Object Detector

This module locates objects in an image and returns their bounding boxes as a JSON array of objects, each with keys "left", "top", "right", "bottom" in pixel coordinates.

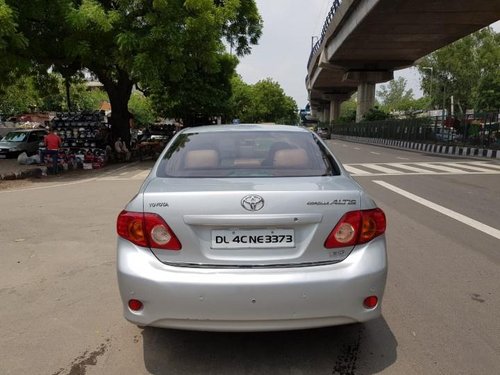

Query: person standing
[{"left": 40, "top": 128, "right": 62, "bottom": 173}]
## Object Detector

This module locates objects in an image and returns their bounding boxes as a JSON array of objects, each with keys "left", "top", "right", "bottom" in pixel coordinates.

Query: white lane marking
[
  {"left": 354, "top": 147, "right": 361, "bottom": 150},
  {"left": 470, "top": 162, "right": 500, "bottom": 171},
  {"left": 98, "top": 178, "right": 143, "bottom": 182},
  {"left": 344, "top": 162, "right": 500, "bottom": 176},
  {"left": 386, "top": 163, "right": 437, "bottom": 174},
  {"left": 100, "top": 169, "right": 151, "bottom": 181},
  {"left": 0, "top": 162, "right": 141, "bottom": 193},
  {"left": 344, "top": 165, "right": 372, "bottom": 175},
  {"left": 132, "top": 170, "right": 150, "bottom": 179},
  {"left": 374, "top": 180, "right": 500, "bottom": 240},
  {"left": 397, "top": 157, "right": 410, "bottom": 160},
  {"left": 370, "top": 152, "right": 381, "bottom": 155},
  {"left": 0, "top": 178, "right": 97, "bottom": 194},
  {"left": 363, "top": 163, "right": 403, "bottom": 174},
  {"left": 453, "top": 164, "right": 499, "bottom": 172},
  {"left": 95, "top": 162, "right": 140, "bottom": 179},
  {"left": 417, "top": 163, "right": 468, "bottom": 173}
]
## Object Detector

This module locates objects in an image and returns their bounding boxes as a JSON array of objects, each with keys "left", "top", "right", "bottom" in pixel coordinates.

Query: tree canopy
[
  {"left": 0, "top": 0, "right": 28, "bottom": 90},
  {"left": 4, "top": 0, "right": 263, "bottom": 141},
  {"left": 0, "top": 72, "right": 109, "bottom": 115},
  {"left": 418, "top": 27, "right": 500, "bottom": 114},
  {"left": 228, "top": 77, "right": 299, "bottom": 125},
  {"left": 376, "top": 77, "right": 428, "bottom": 116}
]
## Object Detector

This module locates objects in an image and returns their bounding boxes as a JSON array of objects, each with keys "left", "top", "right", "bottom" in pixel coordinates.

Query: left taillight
[
  {"left": 324, "top": 208, "right": 386, "bottom": 249},
  {"left": 117, "top": 210, "right": 182, "bottom": 251}
]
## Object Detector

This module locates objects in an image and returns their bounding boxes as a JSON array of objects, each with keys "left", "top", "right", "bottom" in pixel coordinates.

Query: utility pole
[
  {"left": 422, "top": 67, "right": 433, "bottom": 111},
  {"left": 422, "top": 67, "right": 435, "bottom": 138},
  {"left": 311, "top": 36, "right": 319, "bottom": 51},
  {"left": 442, "top": 83, "right": 447, "bottom": 140}
]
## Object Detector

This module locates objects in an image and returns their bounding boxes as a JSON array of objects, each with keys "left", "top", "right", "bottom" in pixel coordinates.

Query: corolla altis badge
[
  {"left": 241, "top": 195, "right": 265, "bottom": 212},
  {"left": 307, "top": 199, "right": 357, "bottom": 206}
]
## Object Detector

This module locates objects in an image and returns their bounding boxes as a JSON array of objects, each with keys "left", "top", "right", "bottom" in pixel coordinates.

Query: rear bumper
[{"left": 116, "top": 236, "right": 387, "bottom": 332}]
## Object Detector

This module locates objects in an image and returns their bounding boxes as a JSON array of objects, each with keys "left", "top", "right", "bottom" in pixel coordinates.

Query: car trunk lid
[{"left": 142, "top": 176, "right": 361, "bottom": 267}]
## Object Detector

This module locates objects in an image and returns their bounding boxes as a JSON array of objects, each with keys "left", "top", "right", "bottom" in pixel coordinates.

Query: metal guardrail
[
  {"left": 330, "top": 118, "right": 500, "bottom": 149},
  {"left": 308, "top": 0, "right": 342, "bottom": 68}
]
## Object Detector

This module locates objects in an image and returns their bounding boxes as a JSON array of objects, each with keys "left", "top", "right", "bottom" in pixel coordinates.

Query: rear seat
[
  {"left": 273, "top": 148, "right": 309, "bottom": 168},
  {"left": 184, "top": 150, "right": 219, "bottom": 169}
]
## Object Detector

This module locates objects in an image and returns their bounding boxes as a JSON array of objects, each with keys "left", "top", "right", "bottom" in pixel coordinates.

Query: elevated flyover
[{"left": 307, "top": 0, "right": 500, "bottom": 122}]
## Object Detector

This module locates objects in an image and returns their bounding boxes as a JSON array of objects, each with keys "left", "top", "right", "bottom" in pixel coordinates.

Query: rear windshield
[{"left": 157, "top": 130, "right": 339, "bottom": 178}]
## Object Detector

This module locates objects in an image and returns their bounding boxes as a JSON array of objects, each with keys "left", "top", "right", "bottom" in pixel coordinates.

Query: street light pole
[
  {"left": 311, "top": 36, "right": 319, "bottom": 51},
  {"left": 422, "top": 67, "right": 435, "bottom": 139},
  {"left": 422, "top": 67, "right": 434, "bottom": 111}
]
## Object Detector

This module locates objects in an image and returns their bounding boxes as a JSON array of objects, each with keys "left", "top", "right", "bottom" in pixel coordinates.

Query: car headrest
[
  {"left": 184, "top": 149, "right": 219, "bottom": 169},
  {"left": 273, "top": 148, "right": 309, "bottom": 168}
]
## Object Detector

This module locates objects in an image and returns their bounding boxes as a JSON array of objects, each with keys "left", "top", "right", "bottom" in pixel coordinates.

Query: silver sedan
[{"left": 117, "top": 124, "right": 387, "bottom": 331}]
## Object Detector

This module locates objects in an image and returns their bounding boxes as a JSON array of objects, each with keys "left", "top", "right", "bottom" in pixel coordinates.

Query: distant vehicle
[
  {"left": 0, "top": 129, "right": 48, "bottom": 159},
  {"left": 316, "top": 127, "right": 329, "bottom": 139},
  {"left": 300, "top": 108, "right": 319, "bottom": 126},
  {"left": 116, "top": 124, "right": 387, "bottom": 332}
]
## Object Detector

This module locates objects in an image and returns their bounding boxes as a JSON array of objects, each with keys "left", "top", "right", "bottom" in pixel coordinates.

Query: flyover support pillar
[
  {"left": 356, "top": 82, "right": 376, "bottom": 122},
  {"left": 330, "top": 99, "right": 342, "bottom": 123},
  {"left": 323, "top": 106, "right": 331, "bottom": 126},
  {"left": 317, "top": 110, "right": 324, "bottom": 123},
  {"left": 322, "top": 94, "right": 348, "bottom": 124},
  {"left": 344, "top": 70, "right": 393, "bottom": 123}
]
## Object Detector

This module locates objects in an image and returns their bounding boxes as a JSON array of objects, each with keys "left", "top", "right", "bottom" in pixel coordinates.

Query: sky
[{"left": 237, "top": 0, "right": 500, "bottom": 109}]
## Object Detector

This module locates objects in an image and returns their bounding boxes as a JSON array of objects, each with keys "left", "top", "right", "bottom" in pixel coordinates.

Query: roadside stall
[
  {"left": 135, "top": 123, "right": 176, "bottom": 160},
  {"left": 39, "top": 111, "right": 109, "bottom": 173}
]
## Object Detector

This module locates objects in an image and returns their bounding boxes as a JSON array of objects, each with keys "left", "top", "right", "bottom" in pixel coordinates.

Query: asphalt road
[{"left": 1, "top": 141, "right": 499, "bottom": 375}]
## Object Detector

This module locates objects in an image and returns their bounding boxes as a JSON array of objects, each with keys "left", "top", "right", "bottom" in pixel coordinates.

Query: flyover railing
[
  {"left": 330, "top": 117, "right": 500, "bottom": 149},
  {"left": 308, "top": 0, "right": 342, "bottom": 68}
]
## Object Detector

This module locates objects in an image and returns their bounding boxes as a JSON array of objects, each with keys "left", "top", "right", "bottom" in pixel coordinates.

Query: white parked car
[
  {"left": 117, "top": 124, "right": 387, "bottom": 331},
  {"left": 0, "top": 129, "right": 47, "bottom": 158}
]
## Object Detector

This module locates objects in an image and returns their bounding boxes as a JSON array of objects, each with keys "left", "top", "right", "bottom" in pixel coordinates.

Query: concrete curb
[
  {"left": 0, "top": 166, "right": 43, "bottom": 181},
  {"left": 332, "top": 135, "right": 500, "bottom": 160}
]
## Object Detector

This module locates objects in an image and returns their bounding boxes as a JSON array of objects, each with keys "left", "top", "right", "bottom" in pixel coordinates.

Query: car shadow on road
[{"left": 141, "top": 317, "right": 397, "bottom": 375}]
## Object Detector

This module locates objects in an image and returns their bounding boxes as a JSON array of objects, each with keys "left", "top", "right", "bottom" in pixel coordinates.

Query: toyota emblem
[{"left": 241, "top": 195, "right": 264, "bottom": 212}]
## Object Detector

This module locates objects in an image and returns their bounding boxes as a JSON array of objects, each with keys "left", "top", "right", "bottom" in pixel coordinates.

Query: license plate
[
  {"left": 0, "top": 154, "right": 6, "bottom": 159},
  {"left": 212, "top": 229, "right": 295, "bottom": 249}
]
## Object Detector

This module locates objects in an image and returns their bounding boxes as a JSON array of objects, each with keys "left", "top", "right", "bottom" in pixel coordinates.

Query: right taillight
[
  {"left": 325, "top": 208, "right": 386, "bottom": 248},
  {"left": 117, "top": 210, "right": 182, "bottom": 251}
]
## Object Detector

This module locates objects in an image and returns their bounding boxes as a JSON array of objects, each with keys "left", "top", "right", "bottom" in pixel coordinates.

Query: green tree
[
  {"left": 0, "top": 71, "right": 113, "bottom": 114},
  {"left": 71, "top": 85, "right": 109, "bottom": 112},
  {"left": 0, "top": 0, "right": 28, "bottom": 91},
  {"left": 0, "top": 75, "right": 41, "bottom": 115},
  {"left": 477, "top": 74, "right": 500, "bottom": 111},
  {"left": 227, "top": 75, "right": 253, "bottom": 122},
  {"left": 33, "top": 72, "right": 67, "bottom": 112},
  {"left": 363, "top": 107, "right": 391, "bottom": 121},
  {"left": 151, "top": 54, "right": 238, "bottom": 127},
  {"left": 7, "top": 0, "right": 262, "bottom": 142},
  {"left": 129, "top": 92, "right": 156, "bottom": 127},
  {"left": 418, "top": 27, "right": 500, "bottom": 114},
  {"left": 377, "top": 77, "right": 425, "bottom": 112},
  {"left": 339, "top": 94, "right": 357, "bottom": 122},
  {"left": 242, "top": 78, "right": 298, "bottom": 124},
  {"left": 225, "top": 77, "right": 298, "bottom": 125}
]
